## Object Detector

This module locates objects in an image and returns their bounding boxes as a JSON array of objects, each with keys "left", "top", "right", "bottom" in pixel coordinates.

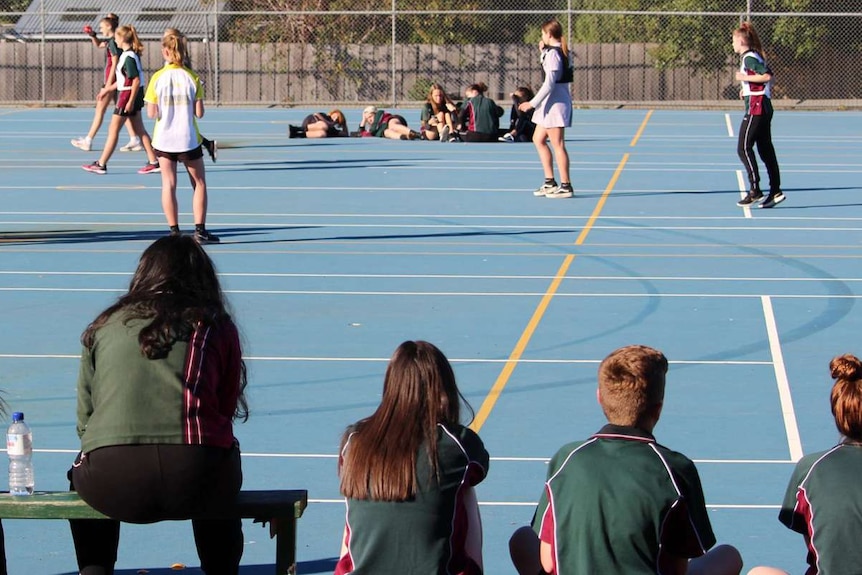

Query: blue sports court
[{"left": 1, "top": 106, "right": 861, "bottom": 573}]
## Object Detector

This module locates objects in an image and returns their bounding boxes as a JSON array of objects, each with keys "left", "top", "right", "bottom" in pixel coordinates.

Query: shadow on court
[
  {"left": 230, "top": 227, "right": 576, "bottom": 246},
  {"left": 56, "top": 557, "right": 339, "bottom": 574},
  {"left": 0, "top": 226, "right": 319, "bottom": 246}
]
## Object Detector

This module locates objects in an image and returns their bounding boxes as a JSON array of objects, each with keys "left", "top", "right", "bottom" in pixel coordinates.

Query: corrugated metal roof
[{"left": 14, "top": 0, "right": 230, "bottom": 39}]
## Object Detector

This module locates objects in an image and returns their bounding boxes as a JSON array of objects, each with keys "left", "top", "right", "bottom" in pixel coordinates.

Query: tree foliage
[{"left": 223, "top": 0, "right": 860, "bottom": 76}]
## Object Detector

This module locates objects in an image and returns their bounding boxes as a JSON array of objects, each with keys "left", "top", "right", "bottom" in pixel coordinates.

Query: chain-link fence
[{"left": 1, "top": 1, "right": 861, "bottom": 108}]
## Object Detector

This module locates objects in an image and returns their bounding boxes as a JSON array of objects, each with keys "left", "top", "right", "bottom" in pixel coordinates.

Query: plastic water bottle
[{"left": 7, "top": 412, "right": 34, "bottom": 496}]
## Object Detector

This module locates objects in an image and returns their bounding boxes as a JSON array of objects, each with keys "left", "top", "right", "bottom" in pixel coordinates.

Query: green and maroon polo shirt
[{"left": 531, "top": 424, "right": 716, "bottom": 574}]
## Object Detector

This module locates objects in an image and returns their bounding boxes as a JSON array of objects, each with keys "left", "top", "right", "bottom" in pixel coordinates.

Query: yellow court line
[
  {"left": 629, "top": 110, "right": 653, "bottom": 147},
  {"left": 470, "top": 150, "right": 637, "bottom": 432}
]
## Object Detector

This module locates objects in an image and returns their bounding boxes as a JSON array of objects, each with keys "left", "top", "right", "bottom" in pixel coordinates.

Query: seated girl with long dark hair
[
  {"left": 68, "top": 235, "right": 249, "bottom": 575},
  {"left": 335, "top": 340, "right": 489, "bottom": 575}
]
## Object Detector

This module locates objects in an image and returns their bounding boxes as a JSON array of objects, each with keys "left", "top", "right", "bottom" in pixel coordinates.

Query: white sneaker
[
  {"left": 545, "top": 184, "right": 574, "bottom": 199},
  {"left": 119, "top": 138, "right": 143, "bottom": 152},
  {"left": 71, "top": 137, "right": 92, "bottom": 151},
  {"left": 499, "top": 133, "right": 515, "bottom": 142},
  {"left": 438, "top": 125, "right": 450, "bottom": 142},
  {"left": 533, "top": 182, "right": 558, "bottom": 197}
]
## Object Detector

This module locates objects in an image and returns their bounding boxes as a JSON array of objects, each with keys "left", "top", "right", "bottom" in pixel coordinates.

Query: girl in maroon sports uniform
[{"left": 81, "top": 25, "right": 160, "bottom": 175}]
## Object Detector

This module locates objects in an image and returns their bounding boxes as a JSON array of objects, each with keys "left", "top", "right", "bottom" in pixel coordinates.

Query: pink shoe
[
  {"left": 81, "top": 161, "right": 107, "bottom": 174},
  {"left": 137, "top": 162, "right": 160, "bottom": 174}
]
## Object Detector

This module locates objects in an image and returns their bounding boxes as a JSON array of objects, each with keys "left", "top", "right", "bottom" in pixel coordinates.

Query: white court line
[
  {"left": 16, "top": 164, "right": 838, "bottom": 174},
  {"left": 725, "top": 113, "right": 734, "bottom": 137},
  {"left": 28, "top": 449, "right": 793, "bottom": 465},
  {"left": 4, "top": 210, "right": 862, "bottom": 222},
  {"left": 5, "top": 271, "right": 862, "bottom": 283},
  {"left": 761, "top": 295, "right": 803, "bottom": 462},
  {"left": 3, "top": 221, "right": 862, "bottom": 232},
  {"left": 3, "top": 288, "right": 862, "bottom": 299},
  {"left": 0, "top": 353, "right": 771, "bottom": 366},
  {"left": 737, "top": 170, "right": 753, "bottom": 219}
]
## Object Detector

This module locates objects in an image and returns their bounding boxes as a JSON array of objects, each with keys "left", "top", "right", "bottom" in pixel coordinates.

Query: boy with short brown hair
[{"left": 509, "top": 345, "right": 742, "bottom": 575}]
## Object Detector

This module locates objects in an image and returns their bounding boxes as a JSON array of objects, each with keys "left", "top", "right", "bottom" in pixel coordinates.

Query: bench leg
[
  {"left": 273, "top": 517, "right": 297, "bottom": 575},
  {"left": 0, "top": 519, "right": 7, "bottom": 575}
]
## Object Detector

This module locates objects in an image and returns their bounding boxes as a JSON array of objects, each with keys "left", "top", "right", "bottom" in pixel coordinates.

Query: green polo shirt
[
  {"left": 335, "top": 423, "right": 488, "bottom": 575},
  {"left": 779, "top": 442, "right": 862, "bottom": 574},
  {"left": 531, "top": 424, "right": 716, "bottom": 574}
]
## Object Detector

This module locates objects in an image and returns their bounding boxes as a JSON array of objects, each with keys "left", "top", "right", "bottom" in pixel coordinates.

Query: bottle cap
[{"left": 11, "top": 412, "right": 23, "bottom": 422}]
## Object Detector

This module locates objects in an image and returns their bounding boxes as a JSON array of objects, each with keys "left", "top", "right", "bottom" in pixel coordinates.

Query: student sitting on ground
[
  {"left": 456, "top": 82, "right": 504, "bottom": 143},
  {"left": 509, "top": 344, "right": 743, "bottom": 575},
  {"left": 499, "top": 86, "right": 536, "bottom": 142},
  {"left": 420, "top": 83, "right": 459, "bottom": 141},
  {"left": 747, "top": 353, "right": 862, "bottom": 575},
  {"left": 357, "top": 106, "right": 420, "bottom": 140},
  {"left": 288, "top": 110, "right": 349, "bottom": 138},
  {"left": 335, "top": 340, "right": 489, "bottom": 575}
]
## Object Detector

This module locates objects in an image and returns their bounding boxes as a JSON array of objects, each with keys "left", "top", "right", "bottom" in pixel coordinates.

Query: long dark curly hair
[{"left": 81, "top": 235, "right": 248, "bottom": 420}]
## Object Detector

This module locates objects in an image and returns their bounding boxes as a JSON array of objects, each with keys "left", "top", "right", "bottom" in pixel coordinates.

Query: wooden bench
[{"left": 0, "top": 489, "right": 308, "bottom": 575}]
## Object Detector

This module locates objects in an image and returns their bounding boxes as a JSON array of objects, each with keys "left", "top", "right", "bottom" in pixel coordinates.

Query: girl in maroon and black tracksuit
[{"left": 733, "top": 22, "right": 783, "bottom": 209}]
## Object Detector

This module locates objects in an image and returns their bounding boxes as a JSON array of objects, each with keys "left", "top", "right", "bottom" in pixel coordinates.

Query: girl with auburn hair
[
  {"left": 747, "top": 354, "right": 862, "bottom": 575},
  {"left": 336, "top": 340, "right": 489, "bottom": 575},
  {"left": 68, "top": 235, "right": 248, "bottom": 574},
  {"left": 288, "top": 109, "right": 349, "bottom": 138},
  {"left": 733, "top": 21, "right": 783, "bottom": 209},
  {"left": 519, "top": 18, "right": 574, "bottom": 198}
]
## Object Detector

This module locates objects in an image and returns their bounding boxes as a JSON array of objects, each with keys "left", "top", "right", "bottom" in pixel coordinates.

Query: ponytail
[
  {"left": 542, "top": 18, "right": 567, "bottom": 55},
  {"left": 734, "top": 21, "right": 764, "bottom": 55},
  {"left": 162, "top": 32, "right": 188, "bottom": 66},
  {"left": 116, "top": 25, "right": 144, "bottom": 55}
]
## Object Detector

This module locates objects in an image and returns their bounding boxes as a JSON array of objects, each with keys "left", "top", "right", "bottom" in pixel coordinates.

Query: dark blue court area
[{"left": 1, "top": 106, "right": 862, "bottom": 573}]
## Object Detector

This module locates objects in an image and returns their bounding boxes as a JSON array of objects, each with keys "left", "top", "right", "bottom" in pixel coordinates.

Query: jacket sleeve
[{"left": 76, "top": 345, "right": 96, "bottom": 440}]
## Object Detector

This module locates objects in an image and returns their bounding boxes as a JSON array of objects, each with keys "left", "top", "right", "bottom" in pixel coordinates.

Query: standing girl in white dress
[{"left": 519, "top": 19, "right": 573, "bottom": 199}]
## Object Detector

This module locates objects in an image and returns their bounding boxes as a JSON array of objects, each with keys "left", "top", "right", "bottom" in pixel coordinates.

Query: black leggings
[
  {"left": 737, "top": 110, "right": 781, "bottom": 192},
  {"left": 69, "top": 444, "right": 243, "bottom": 575},
  {"left": 463, "top": 131, "right": 498, "bottom": 143}
]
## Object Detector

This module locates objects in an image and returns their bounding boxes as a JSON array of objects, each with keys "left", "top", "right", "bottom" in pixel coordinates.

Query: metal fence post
[
  {"left": 213, "top": 1, "right": 220, "bottom": 107},
  {"left": 391, "top": 0, "right": 397, "bottom": 107},
  {"left": 39, "top": 0, "right": 45, "bottom": 105}
]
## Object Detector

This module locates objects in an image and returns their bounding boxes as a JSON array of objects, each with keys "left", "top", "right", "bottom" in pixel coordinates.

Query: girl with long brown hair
[
  {"left": 68, "top": 235, "right": 248, "bottom": 574},
  {"left": 335, "top": 340, "right": 489, "bottom": 575}
]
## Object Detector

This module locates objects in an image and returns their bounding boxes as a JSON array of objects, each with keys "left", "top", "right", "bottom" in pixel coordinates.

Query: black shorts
[
  {"left": 386, "top": 114, "right": 407, "bottom": 127},
  {"left": 113, "top": 106, "right": 140, "bottom": 118},
  {"left": 154, "top": 145, "right": 204, "bottom": 162}
]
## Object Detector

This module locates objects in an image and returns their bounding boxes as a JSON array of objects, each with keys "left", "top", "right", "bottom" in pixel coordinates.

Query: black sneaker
[
  {"left": 737, "top": 190, "right": 764, "bottom": 207},
  {"left": 760, "top": 191, "right": 785, "bottom": 209},
  {"left": 194, "top": 229, "right": 220, "bottom": 244},
  {"left": 169, "top": 228, "right": 182, "bottom": 237},
  {"left": 203, "top": 138, "right": 217, "bottom": 163}
]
